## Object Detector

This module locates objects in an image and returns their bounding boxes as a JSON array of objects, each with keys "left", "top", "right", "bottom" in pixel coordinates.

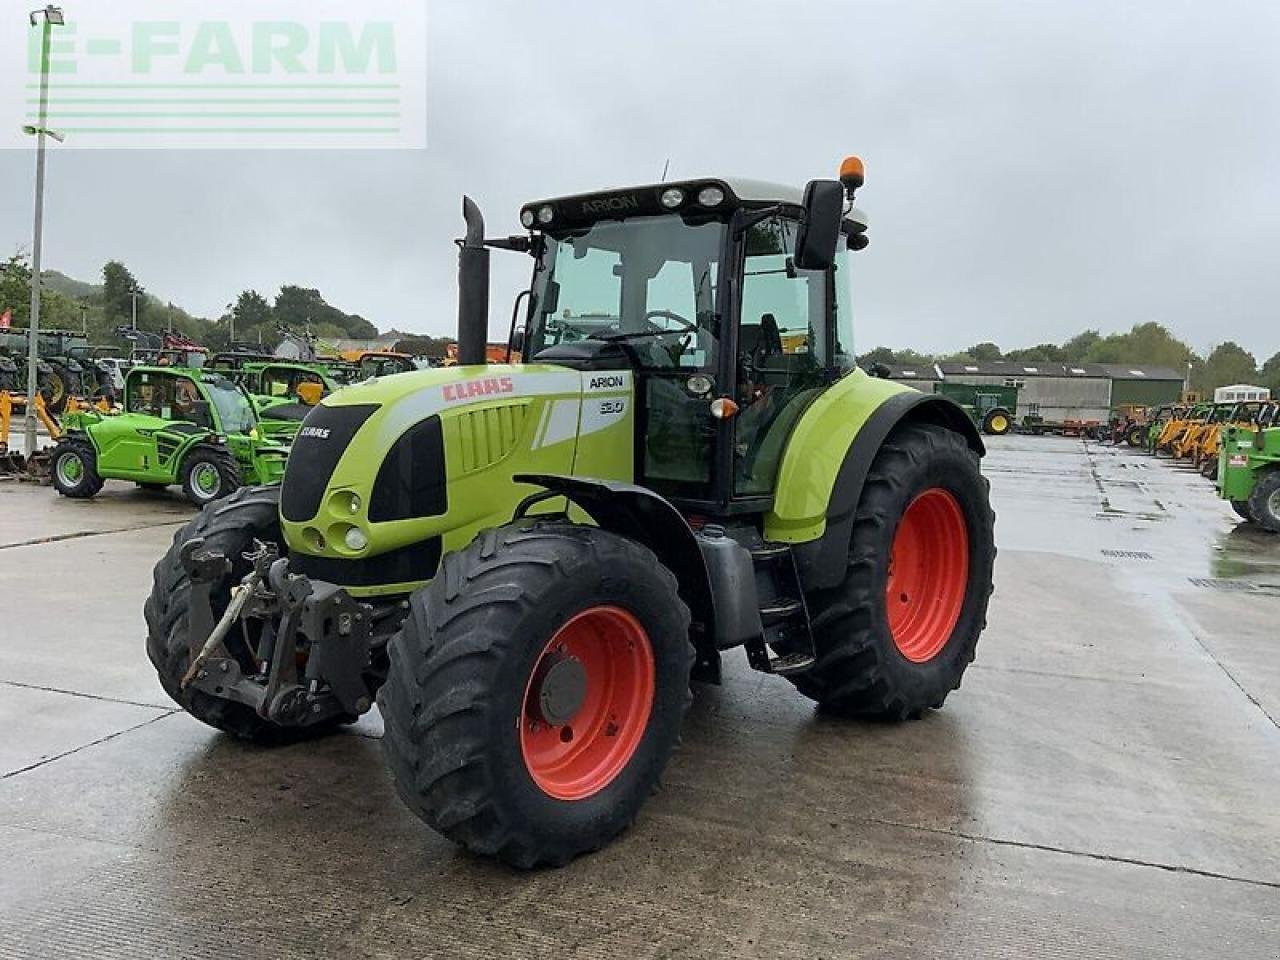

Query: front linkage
[{"left": 177, "top": 538, "right": 383, "bottom": 727}]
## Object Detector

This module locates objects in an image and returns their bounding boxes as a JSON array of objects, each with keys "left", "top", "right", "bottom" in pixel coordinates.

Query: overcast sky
[{"left": 2, "top": 0, "right": 1278, "bottom": 360}]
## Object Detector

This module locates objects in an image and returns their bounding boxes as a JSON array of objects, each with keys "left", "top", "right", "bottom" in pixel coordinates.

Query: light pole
[
  {"left": 23, "top": 4, "right": 65, "bottom": 458},
  {"left": 130, "top": 285, "right": 139, "bottom": 330}
]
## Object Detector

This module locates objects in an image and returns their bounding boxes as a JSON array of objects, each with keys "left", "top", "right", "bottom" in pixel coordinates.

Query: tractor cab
[
  {"left": 124, "top": 367, "right": 255, "bottom": 435},
  {"left": 516, "top": 173, "right": 865, "bottom": 509}
]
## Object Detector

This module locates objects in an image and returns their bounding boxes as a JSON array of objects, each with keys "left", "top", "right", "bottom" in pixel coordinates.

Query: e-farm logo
[{"left": 5, "top": 0, "right": 426, "bottom": 150}]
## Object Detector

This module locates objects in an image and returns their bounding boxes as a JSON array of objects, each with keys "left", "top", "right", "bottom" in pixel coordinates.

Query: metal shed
[
  {"left": 1100, "top": 365, "right": 1186, "bottom": 408},
  {"left": 935, "top": 361, "right": 1112, "bottom": 422}
]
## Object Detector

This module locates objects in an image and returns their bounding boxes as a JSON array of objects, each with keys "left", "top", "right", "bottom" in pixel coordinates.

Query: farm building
[
  {"left": 1100, "top": 365, "right": 1186, "bottom": 408},
  {"left": 883, "top": 361, "right": 1187, "bottom": 419},
  {"left": 934, "top": 361, "right": 1112, "bottom": 423}
]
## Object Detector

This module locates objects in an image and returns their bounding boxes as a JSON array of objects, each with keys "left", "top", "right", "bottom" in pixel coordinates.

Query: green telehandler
[
  {"left": 50, "top": 365, "right": 289, "bottom": 506},
  {"left": 144, "top": 158, "right": 997, "bottom": 868},
  {"left": 1218, "top": 401, "right": 1280, "bottom": 531}
]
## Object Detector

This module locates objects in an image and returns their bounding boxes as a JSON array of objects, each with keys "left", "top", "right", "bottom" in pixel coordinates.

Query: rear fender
[{"left": 513, "top": 473, "right": 721, "bottom": 683}]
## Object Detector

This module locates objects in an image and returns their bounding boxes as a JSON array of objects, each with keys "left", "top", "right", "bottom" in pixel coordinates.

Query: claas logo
[{"left": 442, "top": 377, "right": 515, "bottom": 403}]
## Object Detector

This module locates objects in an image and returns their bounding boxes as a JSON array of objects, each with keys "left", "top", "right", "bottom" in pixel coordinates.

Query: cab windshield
[
  {"left": 526, "top": 215, "right": 726, "bottom": 370},
  {"left": 205, "top": 377, "right": 256, "bottom": 434}
]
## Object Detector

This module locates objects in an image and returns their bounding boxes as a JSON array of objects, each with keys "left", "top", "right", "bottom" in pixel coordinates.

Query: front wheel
[
  {"left": 378, "top": 523, "right": 694, "bottom": 869},
  {"left": 792, "top": 423, "right": 996, "bottom": 719},
  {"left": 50, "top": 438, "right": 105, "bottom": 499},
  {"left": 180, "top": 446, "right": 242, "bottom": 507}
]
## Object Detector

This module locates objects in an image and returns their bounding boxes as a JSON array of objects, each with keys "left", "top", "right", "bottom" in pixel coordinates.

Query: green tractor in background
[
  {"left": 933, "top": 381, "right": 1017, "bottom": 435},
  {"left": 229, "top": 361, "right": 342, "bottom": 441},
  {"left": 144, "top": 159, "right": 997, "bottom": 868},
  {"left": 1218, "top": 401, "right": 1280, "bottom": 532},
  {"left": 50, "top": 365, "right": 289, "bottom": 506}
]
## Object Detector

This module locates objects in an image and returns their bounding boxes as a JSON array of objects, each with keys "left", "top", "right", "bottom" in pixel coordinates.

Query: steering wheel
[{"left": 643, "top": 309, "right": 697, "bottom": 333}]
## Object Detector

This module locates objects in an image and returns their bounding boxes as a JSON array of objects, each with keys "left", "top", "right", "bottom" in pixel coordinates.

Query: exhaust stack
[{"left": 456, "top": 196, "right": 490, "bottom": 367}]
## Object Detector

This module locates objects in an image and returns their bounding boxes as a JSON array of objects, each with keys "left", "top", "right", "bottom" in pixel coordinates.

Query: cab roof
[{"left": 521, "top": 177, "right": 867, "bottom": 234}]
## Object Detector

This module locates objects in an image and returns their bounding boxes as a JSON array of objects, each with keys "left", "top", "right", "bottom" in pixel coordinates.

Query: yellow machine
[
  {"left": 1156, "top": 403, "right": 1207, "bottom": 455},
  {"left": 0, "top": 390, "right": 65, "bottom": 475},
  {"left": 1193, "top": 402, "right": 1266, "bottom": 472}
]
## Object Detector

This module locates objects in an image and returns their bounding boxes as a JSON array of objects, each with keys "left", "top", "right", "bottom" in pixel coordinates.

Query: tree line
[
  {"left": 858, "top": 322, "right": 1280, "bottom": 395},
  {"left": 0, "top": 252, "right": 392, "bottom": 354}
]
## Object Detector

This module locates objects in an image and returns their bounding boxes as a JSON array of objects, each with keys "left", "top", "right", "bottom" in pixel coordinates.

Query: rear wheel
[
  {"left": 180, "top": 446, "right": 241, "bottom": 507},
  {"left": 1231, "top": 500, "right": 1253, "bottom": 522},
  {"left": 1126, "top": 424, "right": 1146, "bottom": 447},
  {"left": 50, "top": 437, "right": 104, "bottom": 499},
  {"left": 1247, "top": 469, "right": 1280, "bottom": 533},
  {"left": 379, "top": 523, "right": 693, "bottom": 868},
  {"left": 43, "top": 362, "right": 72, "bottom": 414},
  {"left": 981, "top": 409, "right": 1011, "bottom": 436},
  {"left": 792, "top": 423, "right": 996, "bottom": 718}
]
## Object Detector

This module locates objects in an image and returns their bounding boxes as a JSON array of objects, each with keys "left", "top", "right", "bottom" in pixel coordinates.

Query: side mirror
[
  {"left": 794, "top": 179, "right": 844, "bottom": 272},
  {"left": 511, "top": 327, "right": 526, "bottom": 356}
]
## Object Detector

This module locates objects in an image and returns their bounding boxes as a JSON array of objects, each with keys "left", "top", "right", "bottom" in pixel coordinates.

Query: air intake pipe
[{"left": 456, "top": 196, "right": 490, "bottom": 367}]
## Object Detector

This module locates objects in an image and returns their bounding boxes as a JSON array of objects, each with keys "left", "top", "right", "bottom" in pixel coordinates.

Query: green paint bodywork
[
  {"left": 282, "top": 364, "right": 633, "bottom": 596},
  {"left": 765, "top": 370, "right": 914, "bottom": 542},
  {"left": 62, "top": 366, "right": 289, "bottom": 489},
  {"left": 1218, "top": 424, "right": 1280, "bottom": 503},
  {"left": 282, "top": 363, "right": 918, "bottom": 596}
]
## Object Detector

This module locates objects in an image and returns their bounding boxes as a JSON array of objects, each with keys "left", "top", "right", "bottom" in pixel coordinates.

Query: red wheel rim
[
  {"left": 886, "top": 488, "right": 969, "bottom": 663},
  {"left": 520, "top": 606, "right": 655, "bottom": 801}
]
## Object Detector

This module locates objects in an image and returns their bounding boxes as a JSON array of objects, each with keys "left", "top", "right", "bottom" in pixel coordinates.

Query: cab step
[{"left": 767, "top": 652, "right": 816, "bottom": 676}]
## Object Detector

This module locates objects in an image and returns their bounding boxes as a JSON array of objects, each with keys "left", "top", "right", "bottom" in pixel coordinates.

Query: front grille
[
  {"left": 369, "top": 415, "right": 448, "bottom": 523},
  {"left": 281, "top": 403, "right": 379, "bottom": 522},
  {"left": 155, "top": 434, "right": 180, "bottom": 465},
  {"left": 291, "top": 536, "right": 442, "bottom": 587}
]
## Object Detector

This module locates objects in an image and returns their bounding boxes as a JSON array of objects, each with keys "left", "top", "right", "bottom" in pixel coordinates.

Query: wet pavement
[{"left": 0, "top": 438, "right": 1277, "bottom": 959}]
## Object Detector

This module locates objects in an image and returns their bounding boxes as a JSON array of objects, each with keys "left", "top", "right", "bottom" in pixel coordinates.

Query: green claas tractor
[
  {"left": 1218, "top": 402, "right": 1280, "bottom": 531},
  {"left": 50, "top": 365, "right": 289, "bottom": 506},
  {"left": 144, "top": 159, "right": 997, "bottom": 868}
]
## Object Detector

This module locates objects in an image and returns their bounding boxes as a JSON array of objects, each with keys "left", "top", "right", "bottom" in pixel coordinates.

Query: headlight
[
  {"left": 660, "top": 188, "right": 685, "bottom": 209},
  {"left": 537, "top": 205, "right": 555, "bottom": 224},
  {"left": 343, "top": 526, "right": 369, "bottom": 551},
  {"left": 520, "top": 209, "right": 535, "bottom": 229},
  {"left": 697, "top": 186, "right": 725, "bottom": 207}
]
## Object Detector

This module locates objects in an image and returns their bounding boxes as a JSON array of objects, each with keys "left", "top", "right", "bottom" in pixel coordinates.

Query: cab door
[{"left": 731, "top": 216, "right": 839, "bottom": 498}]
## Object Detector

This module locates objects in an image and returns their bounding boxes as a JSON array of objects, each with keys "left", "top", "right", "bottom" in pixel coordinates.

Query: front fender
[{"left": 514, "top": 473, "right": 721, "bottom": 683}]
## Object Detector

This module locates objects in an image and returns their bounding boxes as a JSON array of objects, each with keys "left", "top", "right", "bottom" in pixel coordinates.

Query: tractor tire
[
  {"left": 1126, "top": 424, "right": 1146, "bottom": 447},
  {"left": 379, "top": 522, "right": 694, "bottom": 869},
  {"left": 43, "top": 362, "right": 72, "bottom": 415},
  {"left": 791, "top": 423, "right": 996, "bottom": 719},
  {"left": 49, "top": 437, "right": 105, "bottom": 499},
  {"left": 144, "top": 484, "right": 339, "bottom": 741},
  {"left": 1247, "top": 469, "right": 1280, "bottom": 533},
  {"left": 180, "top": 445, "right": 242, "bottom": 507},
  {"left": 981, "top": 408, "right": 1012, "bottom": 436},
  {"left": 1231, "top": 500, "right": 1253, "bottom": 522}
]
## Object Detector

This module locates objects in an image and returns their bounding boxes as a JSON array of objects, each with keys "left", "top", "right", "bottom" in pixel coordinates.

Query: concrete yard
[{"left": 0, "top": 436, "right": 1277, "bottom": 959}]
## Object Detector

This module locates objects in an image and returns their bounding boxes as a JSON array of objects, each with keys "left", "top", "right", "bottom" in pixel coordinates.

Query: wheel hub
[{"left": 531, "top": 652, "right": 588, "bottom": 726}]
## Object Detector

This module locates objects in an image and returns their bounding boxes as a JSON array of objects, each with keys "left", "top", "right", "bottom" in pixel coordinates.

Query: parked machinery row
[{"left": 1101, "top": 400, "right": 1280, "bottom": 532}]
